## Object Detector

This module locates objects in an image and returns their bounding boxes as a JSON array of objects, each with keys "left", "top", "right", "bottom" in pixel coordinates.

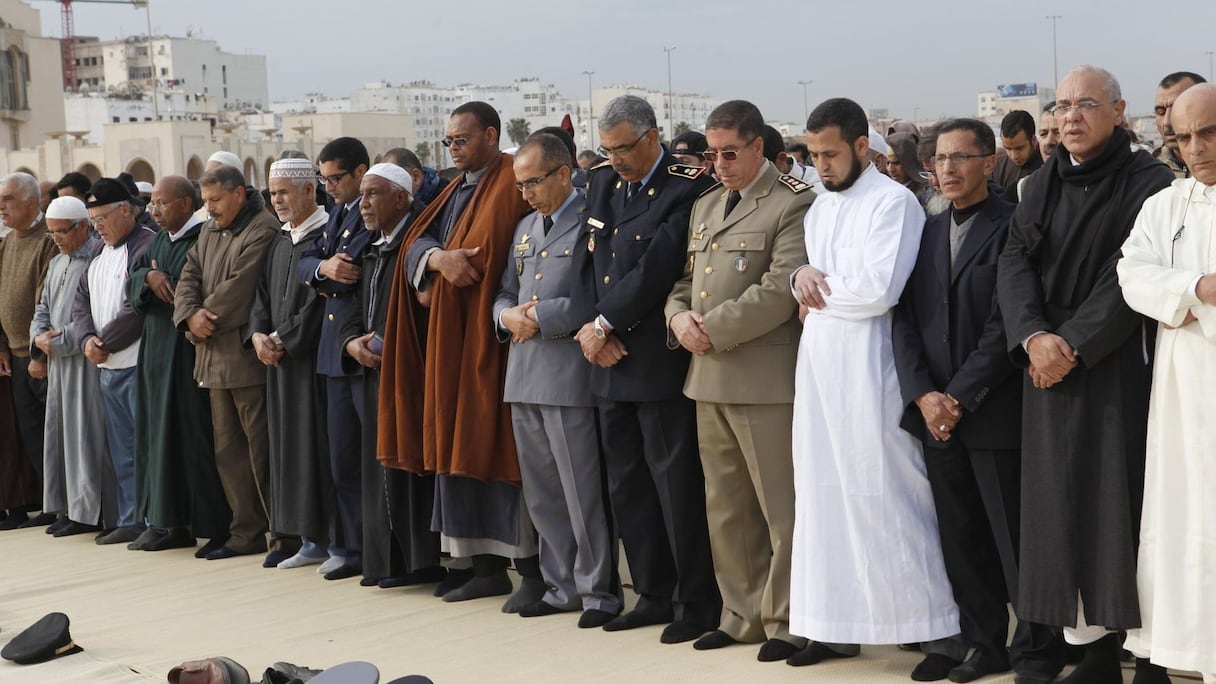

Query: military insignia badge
[
  {"left": 733, "top": 255, "right": 749, "bottom": 272},
  {"left": 588, "top": 235, "right": 596, "bottom": 253},
  {"left": 692, "top": 223, "right": 706, "bottom": 240},
  {"left": 516, "top": 258, "right": 524, "bottom": 276}
]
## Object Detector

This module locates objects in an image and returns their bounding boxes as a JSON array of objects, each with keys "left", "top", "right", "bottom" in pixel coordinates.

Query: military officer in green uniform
[{"left": 664, "top": 99, "right": 815, "bottom": 663}]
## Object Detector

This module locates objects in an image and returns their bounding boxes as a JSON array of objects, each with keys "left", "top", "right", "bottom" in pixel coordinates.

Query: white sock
[
  {"left": 317, "top": 555, "right": 345, "bottom": 574},
  {"left": 278, "top": 552, "right": 325, "bottom": 569}
]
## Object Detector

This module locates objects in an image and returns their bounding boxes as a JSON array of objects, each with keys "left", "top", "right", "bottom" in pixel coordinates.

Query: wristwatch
[{"left": 593, "top": 316, "right": 608, "bottom": 340}]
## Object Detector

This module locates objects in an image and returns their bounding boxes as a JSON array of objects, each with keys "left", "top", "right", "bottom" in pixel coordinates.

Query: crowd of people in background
[{"left": 0, "top": 62, "right": 1213, "bottom": 684}]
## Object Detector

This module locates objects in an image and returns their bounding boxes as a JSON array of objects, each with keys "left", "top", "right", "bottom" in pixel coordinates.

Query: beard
[
  {"left": 923, "top": 189, "right": 951, "bottom": 216},
  {"left": 822, "top": 150, "right": 864, "bottom": 192}
]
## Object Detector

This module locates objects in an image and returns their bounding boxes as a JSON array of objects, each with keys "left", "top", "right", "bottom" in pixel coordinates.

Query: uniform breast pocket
[{"left": 725, "top": 232, "right": 767, "bottom": 252}]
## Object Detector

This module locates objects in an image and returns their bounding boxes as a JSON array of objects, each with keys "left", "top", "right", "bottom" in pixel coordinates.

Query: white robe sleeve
[
  {"left": 1117, "top": 202, "right": 1203, "bottom": 329},
  {"left": 821, "top": 193, "right": 924, "bottom": 321}
]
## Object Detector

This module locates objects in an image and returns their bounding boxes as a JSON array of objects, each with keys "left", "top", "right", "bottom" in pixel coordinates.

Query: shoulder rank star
[{"left": 520, "top": 234, "right": 530, "bottom": 244}]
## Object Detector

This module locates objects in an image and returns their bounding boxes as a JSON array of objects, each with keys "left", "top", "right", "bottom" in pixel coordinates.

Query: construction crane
[{"left": 35, "top": 0, "right": 149, "bottom": 93}]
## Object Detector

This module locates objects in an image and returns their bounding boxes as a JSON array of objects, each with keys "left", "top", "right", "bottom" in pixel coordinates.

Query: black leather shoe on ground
[
  {"left": 757, "top": 639, "right": 800, "bottom": 662},
  {"left": 692, "top": 630, "right": 739, "bottom": 651},
  {"left": 787, "top": 642, "right": 858, "bottom": 667},
  {"left": 912, "top": 653, "right": 963, "bottom": 682},
  {"left": 660, "top": 620, "right": 710, "bottom": 644},
  {"left": 143, "top": 527, "right": 196, "bottom": 552},
  {"left": 602, "top": 602, "right": 674, "bottom": 632},
  {"left": 949, "top": 652, "right": 1012, "bottom": 683},
  {"left": 17, "top": 512, "right": 57, "bottom": 528},
  {"left": 578, "top": 609, "right": 617, "bottom": 629},
  {"left": 127, "top": 527, "right": 166, "bottom": 551},
  {"left": 52, "top": 521, "right": 99, "bottom": 537}
]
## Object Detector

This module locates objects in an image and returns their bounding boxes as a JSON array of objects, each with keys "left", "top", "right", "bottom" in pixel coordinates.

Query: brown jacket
[
  {"left": 0, "top": 216, "right": 55, "bottom": 356},
  {"left": 378, "top": 153, "right": 530, "bottom": 483},
  {"left": 172, "top": 190, "right": 278, "bottom": 389}
]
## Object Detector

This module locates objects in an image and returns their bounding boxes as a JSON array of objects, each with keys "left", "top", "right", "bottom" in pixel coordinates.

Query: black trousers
[
  {"left": 924, "top": 441, "right": 1062, "bottom": 676},
  {"left": 10, "top": 356, "right": 46, "bottom": 480},
  {"left": 327, "top": 375, "right": 363, "bottom": 559},
  {"left": 598, "top": 396, "right": 720, "bottom": 627}
]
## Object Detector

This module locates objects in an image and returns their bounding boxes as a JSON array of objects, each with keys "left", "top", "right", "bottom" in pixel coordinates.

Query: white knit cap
[
  {"left": 364, "top": 162, "right": 413, "bottom": 194},
  {"left": 207, "top": 151, "right": 242, "bottom": 169},
  {"left": 135, "top": 181, "right": 154, "bottom": 194},
  {"left": 46, "top": 196, "right": 89, "bottom": 221},
  {"left": 268, "top": 157, "right": 316, "bottom": 180}
]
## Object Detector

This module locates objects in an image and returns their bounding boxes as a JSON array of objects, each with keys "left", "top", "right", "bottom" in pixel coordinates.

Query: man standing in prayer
[
  {"left": 250, "top": 158, "right": 334, "bottom": 570},
  {"left": 127, "top": 176, "right": 231, "bottom": 554},
  {"left": 340, "top": 163, "right": 444, "bottom": 589},
  {"left": 997, "top": 65, "right": 1174, "bottom": 683},
  {"left": 1152, "top": 71, "right": 1206, "bottom": 179},
  {"left": 174, "top": 165, "right": 284, "bottom": 561},
  {"left": 383, "top": 102, "right": 540, "bottom": 607},
  {"left": 1119, "top": 81, "right": 1216, "bottom": 684},
  {"left": 788, "top": 97, "right": 961, "bottom": 673},
  {"left": 32, "top": 196, "right": 111, "bottom": 537},
  {"left": 0, "top": 172, "right": 56, "bottom": 529},
  {"left": 77, "top": 179, "right": 156, "bottom": 545}
]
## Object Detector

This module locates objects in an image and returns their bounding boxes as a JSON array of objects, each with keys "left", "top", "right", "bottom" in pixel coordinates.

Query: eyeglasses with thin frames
[
  {"left": 89, "top": 203, "right": 125, "bottom": 226},
  {"left": 48, "top": 220, "right": 86, "bottom": 238},
  {"left": 513, "top": 165, "right": 564, "bottom": 192},
  {"left": 317, "top": 170, "right": 351, "bottom": 186},
  {"left": 933, "top": 152, "right": 993, "bottom": 167},
  {"left": 597, "top": 130, "right": 651, "bottom": 159},
  {"left": 1052, "top": 99, "right": 1117, "bottom": 115},
  {"left": 703, "top": 137, "right": 759, "bottom": 164}
]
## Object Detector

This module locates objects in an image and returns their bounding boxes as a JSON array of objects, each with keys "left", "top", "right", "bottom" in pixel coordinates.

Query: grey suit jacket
[{"left": 493, "top": 192, "right": 596, "bottom": 407}]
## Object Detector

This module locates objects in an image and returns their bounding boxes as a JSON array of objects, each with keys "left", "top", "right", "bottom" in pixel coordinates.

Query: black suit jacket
[
  {"left": 572, "top": 152, "right": 715, "bottom": 402},
  {"left": 298, "top": 198, "right": 371, "bottom": 378},
  {"left": 893, "top": 190, "right": 1021, "bottom": 450}
]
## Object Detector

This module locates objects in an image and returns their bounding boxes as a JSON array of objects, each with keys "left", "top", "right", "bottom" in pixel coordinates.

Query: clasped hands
[
  {"left": 251, "top": 332, "right": 284, "bottom": 368},
  {"left": 916, "top": 391, "right": 961, "bottom": 442},
  {"left": 671, "top": 311, "right": 712, "bottom": 355},
  {"left": 1026, "top": 333, "right": 1076, "bottom": 390},
  {"left": 575, "top": 321, "right": 627, "bottom": 368}
]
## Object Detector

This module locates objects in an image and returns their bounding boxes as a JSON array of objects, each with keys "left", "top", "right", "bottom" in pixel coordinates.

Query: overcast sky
[{"left": 41, "top": 0, "right": 1216, "bottom": 124}]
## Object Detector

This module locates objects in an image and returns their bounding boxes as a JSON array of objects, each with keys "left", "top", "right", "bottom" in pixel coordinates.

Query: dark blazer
[
  {"left": 572, "top": 152, "right": 715, "bottom": 402},
  {"left": 892, "top": 189, "right": 1021, "bottom": 450},
  {"left": 298, "top": 197, "right": 371, "bottom": 378}
]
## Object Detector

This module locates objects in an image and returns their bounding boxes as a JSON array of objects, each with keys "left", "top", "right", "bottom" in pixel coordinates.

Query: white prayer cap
[
  {"left": 268, "top": 157, "right": 316, "bottom": 180},
  {"left": 364, "top": 162, "right": 413, "bottom": 194},
  {"left": 46, "top": 196, "right": 89, "bottom": 221},
  {"left": 207, "top": 151, "right": 242, "bottom": 169},
  {"left": 867, "top": 125, "right": 889, "bottom": 156},
  {"left": 135, "top": 181, "right": 154, "bottom": 195}
]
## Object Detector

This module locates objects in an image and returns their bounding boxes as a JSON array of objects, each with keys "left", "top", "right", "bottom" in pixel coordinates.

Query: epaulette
[
  {"left": 590, "top": 160, "right": 613, "bottom": 171},
  {"left": 776, "top": 174, "right": 813, "bottom": 193},
  {"left": 668, "top": 163, "right": 707, "bottom": 180},
  {"left": 697, "top": 181, "right": 723, "bottom": 199}
]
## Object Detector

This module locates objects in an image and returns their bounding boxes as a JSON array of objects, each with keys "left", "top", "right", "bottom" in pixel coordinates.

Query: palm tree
[{"left": 506, "top": 118, "right": 531, "bottom": 147}]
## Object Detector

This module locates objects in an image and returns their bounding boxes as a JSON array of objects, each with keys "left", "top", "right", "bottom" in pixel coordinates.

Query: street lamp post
[
  {"left": 797, "top": 80, "right": 812, "bottom": 129},
  {"left": 1046, "top": 15, "right": 1062, "bottom": 92},
  {"left": 582, "top": 69, "right": 594, "bottom": 151},
  {"left": 663, "top": 46, "right": 676, "bottom": 140},
  {"left": 1207, "top": 50, "right": 1214, "bottom": 82}
]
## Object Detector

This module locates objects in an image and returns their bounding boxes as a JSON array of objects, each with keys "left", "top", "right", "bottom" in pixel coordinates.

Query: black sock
[
  {"left": 514, "top": 555, "right": 541, "bottom": 579},
  {"left": 472, "top": 554, "right": 508, "bottom": 577}
]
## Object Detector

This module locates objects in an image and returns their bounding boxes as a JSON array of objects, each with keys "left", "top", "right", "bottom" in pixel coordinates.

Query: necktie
[
  {"left": 542, "top": 215, "right": 554, "bottom": 236},
  {"left": 724, "top": 190, "right": 741, "bottom": 219},
  {"left": 336, "top": 203, "right": 348, "bottom": 226},
  {"left": 627, "top": 181, "right": 641, "bottom": 201}
]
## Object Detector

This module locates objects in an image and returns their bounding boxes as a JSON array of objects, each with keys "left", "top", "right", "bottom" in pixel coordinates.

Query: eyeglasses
[
  {"left": 48, "top": 220, "right": 85, "bottom": 238},
  {"left": 932, "top": 152, "right": 993, "bottom": 167},
  {"left": 441, "top": 136, "right": 472, "bottom": 148},
  {"left": 1053, "top": 99, "right": 1116, "bottom": 115},
  {"left": 317, "top": 170, "right": 351, "bottom": 186},
  {"left": 89, "top": 203, "right": 125, "bottom": 226},
  {"left": 597, "top": 130, "right": 651, "bottom": 159},
  {"left": 513, "top": 165, "right": 564, "bottom": 192},
  {"left": 150, "top": 197, "right": 184, "bottom": 211},
  {"left": 702, "top": 137, "right": 759, "bottom": 164}
]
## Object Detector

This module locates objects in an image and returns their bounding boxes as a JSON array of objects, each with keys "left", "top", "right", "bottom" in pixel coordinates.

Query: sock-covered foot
[
  {"left": 278, "top": 552, "right": 326, "bottom": 569},
  {"left": 442, "top": 569, "right": 512, "bottom": 602},
  {"left": 502, "top": 576, "right": 547, "bottom": 613},
  {"left": 316, "top": 555, "right": 345, "bottom": 575},
  {"left": 1131, "top": 658, "right": 1172, "bottom": 684},
  {"left": 757, "top": 639, "right": 800, "bottom": 662},
  {"left": 1059, "top": 634, "right": 1122, "bottom": 684},
  {"left": 433, "top": 568, "right": 473, "bottom": 597},
  {"left": 787, "top": 642, "right": 858, "bottom": 667},
  {"left": 693, "top": 630, "right": 739, "bottom": 651}
]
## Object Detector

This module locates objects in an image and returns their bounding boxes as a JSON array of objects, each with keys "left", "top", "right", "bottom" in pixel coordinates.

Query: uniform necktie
[
  {"left": 336, "top": 203, "right": 348, "bottom": 226},
  {"left": 627, "top": 181, "right": 641, "bottom": 201},
  {"left": 724, "top": 190, "right": 741, "bottom": 219},
  {"left": 542, "top": 215, "right": 554, "bottom": 236}
]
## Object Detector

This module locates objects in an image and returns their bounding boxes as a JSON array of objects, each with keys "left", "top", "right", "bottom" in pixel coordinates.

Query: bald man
[
  {"left": 1120, "top": 82, "right": 1216, "bottom": 683},
  {"left": 126, "top": 176, "right": 230, "bottom": 554}
]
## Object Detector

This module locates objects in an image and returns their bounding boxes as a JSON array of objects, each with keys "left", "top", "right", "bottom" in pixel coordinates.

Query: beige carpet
[{"left": 0, "top": 525, "right": 1145, "bottom": 683}]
